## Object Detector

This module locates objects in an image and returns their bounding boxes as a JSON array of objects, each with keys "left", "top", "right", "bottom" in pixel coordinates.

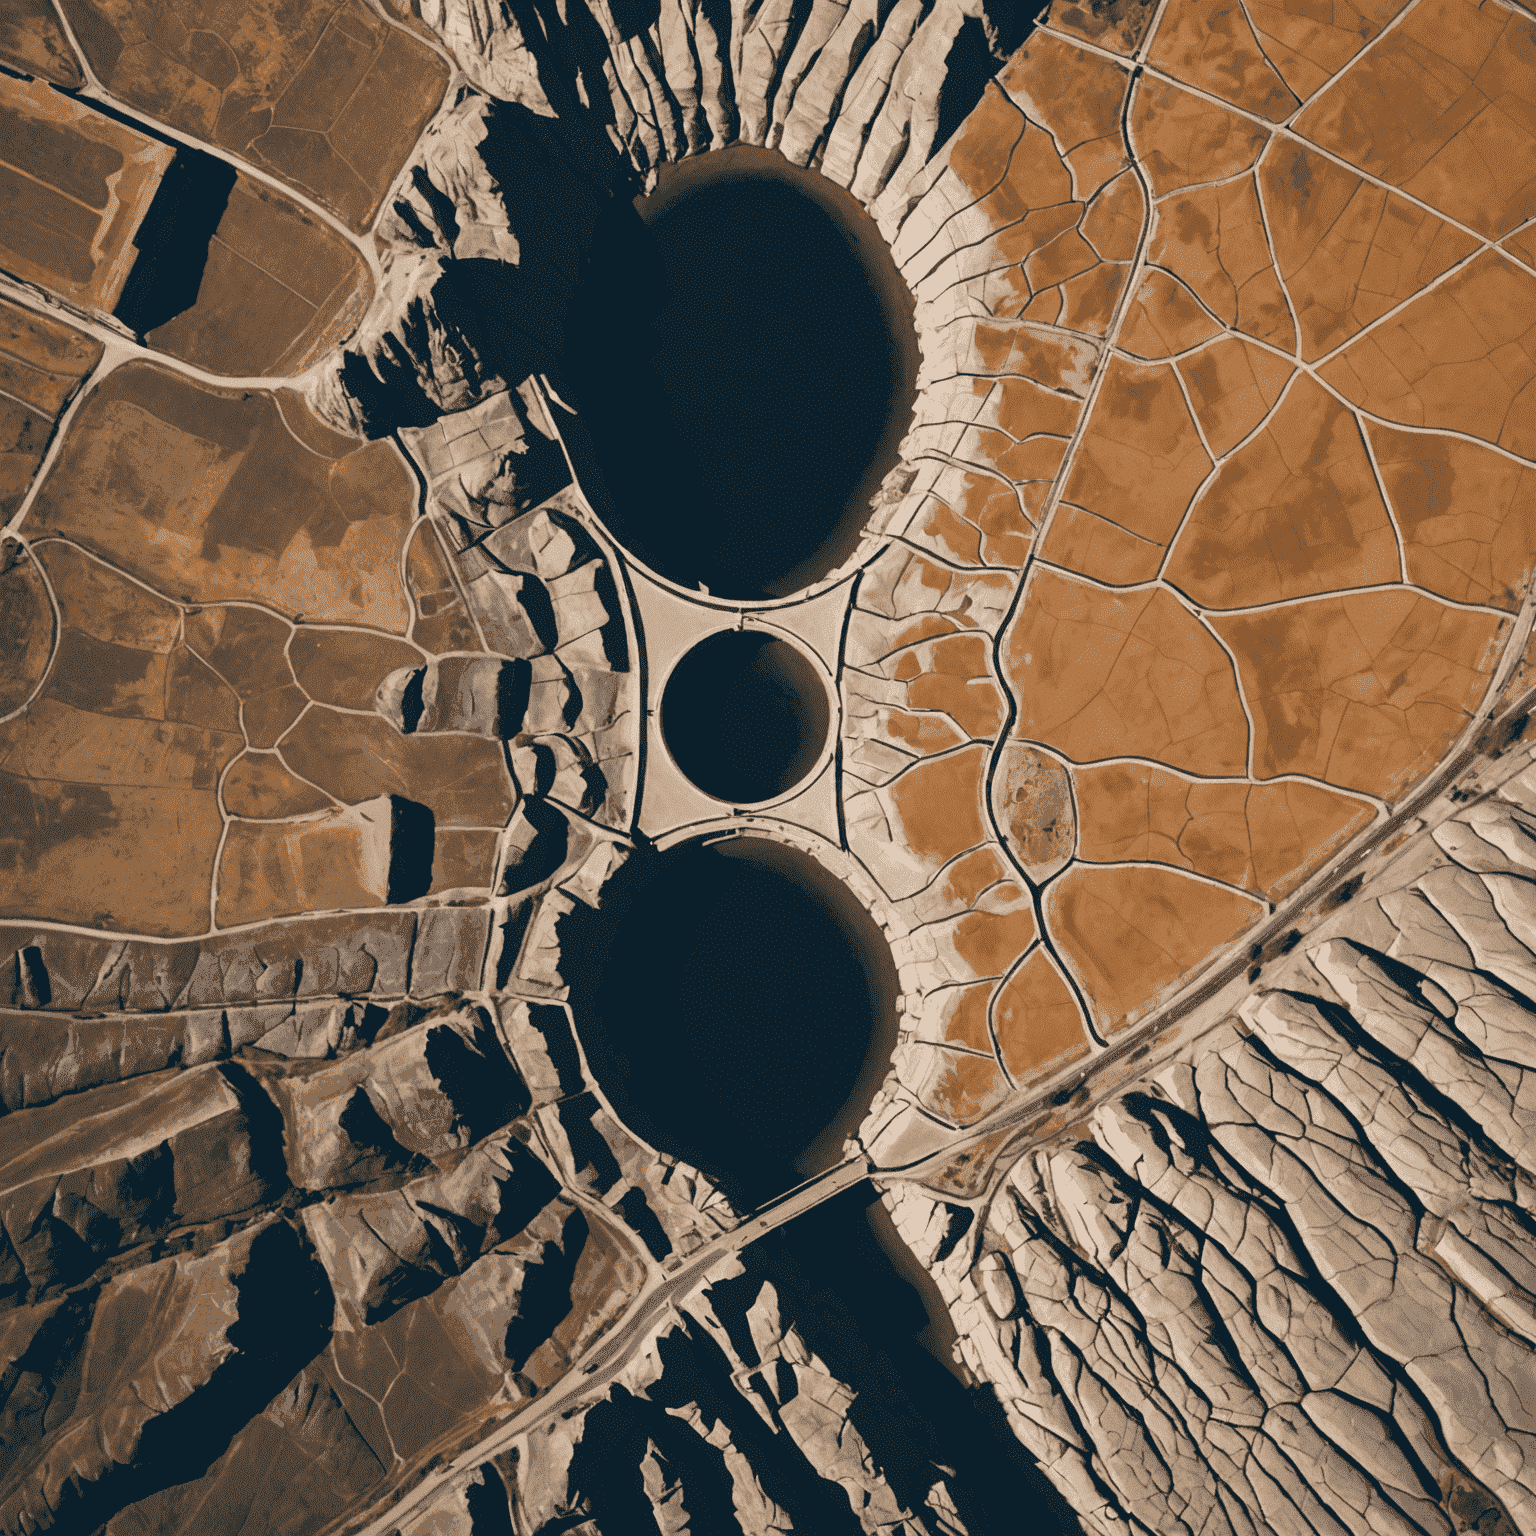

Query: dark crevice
[
  {"left": 368, "top": 1000, "right": 429, "bottom": 1046},
  {"left": 409, "top": 163, "right": 461, "bottom": 248},
  {"left": 335, "top": 1088, "right": 433, "bottom": 1187},
  {"left": 1122, "top": 1091, "right": 1221, "bottom": 1176},
  {"left": 464, "top": 1464, "right": 518, "bottom": 1535},
  {"left": 513, "top": 570, "right": 560, "bottom": 651},
  {"left": 513, "top": 0, "right": 624, "bottom": 147},
  {"left": 493, "top": 901, "right": 537, "bottom": 988},
  {"left": 746, "top": 1185, "right": 1082, "bottom": 1536},
  {"left": 214, "top": 1062, "right": 292, "bottom": 1198},
  {"left": 698, "top": 1266, "right": 766, "bottom": 1369},
  {"left": 931, "top": 1203, "right": 975, "bottom": 1264},
  {"left": 615, "top": 1185, "right": 672, "bottom": 1261},
  {"left": 560, "top": 1388, "right": 665, "bottom": 1533},
  {"left": 339, "top": 346, "right": 444, "bottom": 436},
  {"left": 15, "top": 946, "right": 50, "bottom": 1008},
  {"left": 499, "top": 798, "right": 570, "bottom": 898},
  {"left": 423, "top": 1014, "right": 532, "bottom": 1142},
  {"left": 526, "top": 1003, "right": 587, "bottom": 1098},
  {"left": 497, "top": 656, "right": 533, "bottom": 736},
  {"left": 504, "top": 1208, "right": 587, "bottom": 1374},
  {"left": 590, "top": 560, "right": 630, "bottom": 669},
  {"left": 760, "top": 0, "right": 819, "bottom": 132},
  {"left": 389, "top": 192, "right": 437, "bottom": 250},
  {"left": 607, "top": 0, "right": 661, "bottom": 39},
  {"left": 529, "top": 1514, "right": 603, "bottom": 1536},
  {"left": 934, "top": 16, "right": 995, "bottom": 154},
  {"left": 398, "top": 667, "right": 427, "bottom": 733},
  {"left": 981, "top": 0, "right": 1033, "bottom": 67},
  {"left": 555, "top": 1093, "right": 623, "bottom": 1193}
]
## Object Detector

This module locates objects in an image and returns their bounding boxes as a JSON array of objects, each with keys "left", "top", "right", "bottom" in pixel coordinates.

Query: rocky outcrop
[
  {"left": 0, "top": 909, "right": 493, "bottom": 1110},
  {"left": 245, "top": 1003, "right": 531, "bottom": 1188},
  {"left": 418, "top": 0, "right": 1029, "bottom": 201},
  {"left": 305, "top": 93, "right": 617, "bottom": 441},
  {"left": 300, "top": 1125, "right": 560, "bottom": 1328},
  {"left": 95, "top": 1193, "right": 645, "bottom": 1535},
  {"left": 897, "top": 739, "right": 1536, "bottom": 1536},
  {"left": 307, "top": 0, "right": 1029, "bottom": 463},
  {"left": 0, "top": 1216, "right": 330, "bottom": 1534},
  {"left": 0, "top": 946, "right": 716, "bottom": 1532},
  {"left": 397, "top": 1256, "right": 946, "bottom": 1534},
  {"left": 0, "top": 1062, "right": 284, "bottom": 1300},
  {"left": 385, "top": 378, "right": 640, "bottom": 838}
]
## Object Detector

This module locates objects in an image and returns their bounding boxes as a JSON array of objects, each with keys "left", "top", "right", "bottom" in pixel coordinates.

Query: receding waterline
[
  {"left": 562, "top": 836, "right": 899, "bottom": 1207},
  {"left": 661, "top": 630, "right": 830, "bottom": 804},
  {"left": 563, "top": 146, "right": 919, "bottom": 600}
]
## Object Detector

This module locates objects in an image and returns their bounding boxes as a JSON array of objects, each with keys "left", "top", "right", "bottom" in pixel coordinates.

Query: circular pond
[
  {"left": 564, "top": 146, "right": 918, "bottom": 599},
  {"left": 660, "top": 629, "right": 829, "bottom": 804},
  {"left": 563, "top": 837, "right": 899, "bottom": 1205}
]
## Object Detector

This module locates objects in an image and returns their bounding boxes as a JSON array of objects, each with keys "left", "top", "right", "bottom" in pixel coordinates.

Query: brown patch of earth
[
  {"left": 0, "top": 541, "right": 54, "bottom": 716},
  {"left": 145, "top": 176, "right": 374, "bottom": 376},
  {"left": 0, "top": 0, "right": 83, "bottom": 83},
  {"left": 28, "top": 363, "right": 415, "bottom": 628},
  {"left": 1046, "top": 863, "right": 1263, "bottom": 1032},
  {"left": 1211, "top": 590, "right": 1506, "bottom": 798},
  {"left": 58, "top": 0, "right": 450, "bottom": 232},
  {"left": 992, "top": 947, "right": 1091, "bottom": 1082},
  {"left": 0, "top": 74, "right": 171, "bottom": 312}
]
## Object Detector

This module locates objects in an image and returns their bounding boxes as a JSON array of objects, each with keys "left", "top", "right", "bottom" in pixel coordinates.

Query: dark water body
[
  {"left": 753, "top": 1184, "right": 1083, "bottom": 1536},
  {"left": 561, "top": 1182, "right": 1080, "bottom": 1536},
  {"left": 557, "top": 833, "right": 1081, "bottom": 1528},
  {"left": 661, "top": 630, "right": 829, "bottom": 803},
  {"left": 561, "top": 147, "right": 918, "bottom": 599},
  {"left": 563, "top": 836, "right": 898, "bottom": 1210},
  {"left": 113, "top": 147, "right": 236, "bottom": 338}
]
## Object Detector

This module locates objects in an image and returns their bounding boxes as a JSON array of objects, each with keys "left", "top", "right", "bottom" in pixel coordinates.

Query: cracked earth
[{"left": 3, "top": 0, "right": 1536, "bottom": 1528}]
